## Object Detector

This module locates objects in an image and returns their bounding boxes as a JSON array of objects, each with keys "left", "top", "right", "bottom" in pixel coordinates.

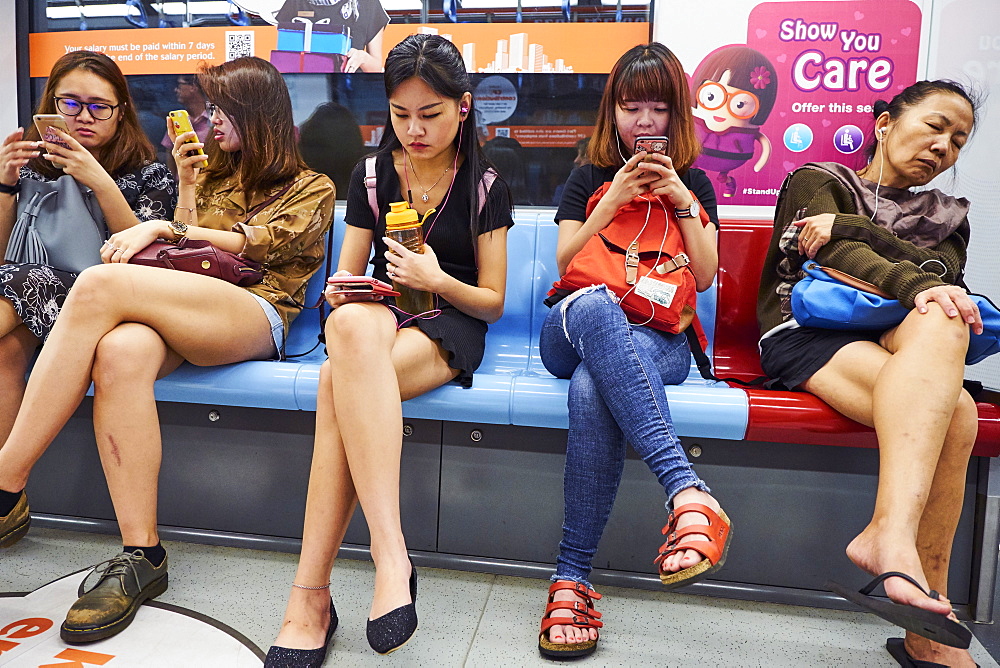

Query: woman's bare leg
[
  {"left": 91, "top": 323, "right": 183, "bottom": 547},
  {"left": 272, "top": 302, "right": 458, "bottom": 649},
  {"left": 804, "top": 303, "right": 976, "bottom": 665},
  {"left": 271, "top": 360, "right": 359, "bottom": 649},
  {"left": 0, "top": 263, "right": 274, "bottom": 493},
  {"left": 0, "top": 325, "right": 38, "bottom": 448},
  {"left": 326, "top": 304, "right": 457, "bottom": 621}
]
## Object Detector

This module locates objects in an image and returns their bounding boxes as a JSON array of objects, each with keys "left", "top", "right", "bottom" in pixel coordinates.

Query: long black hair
[{"left": 377, "top": 34, "right": 511, "bottom": 237}]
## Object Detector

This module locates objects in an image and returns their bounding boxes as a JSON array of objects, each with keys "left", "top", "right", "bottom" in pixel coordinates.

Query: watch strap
[{"left": 0, "top": 180, "right": 20, "bottom": 195}]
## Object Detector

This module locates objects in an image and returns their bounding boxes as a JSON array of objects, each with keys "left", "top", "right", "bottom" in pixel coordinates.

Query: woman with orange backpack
[{"left": 537, "top": 43, "right": 729, "bottom": 659}]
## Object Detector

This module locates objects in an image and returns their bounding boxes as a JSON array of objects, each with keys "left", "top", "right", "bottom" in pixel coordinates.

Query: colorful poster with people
[{"left": 683, "top": 0, "right": 922, "bottom": 206}]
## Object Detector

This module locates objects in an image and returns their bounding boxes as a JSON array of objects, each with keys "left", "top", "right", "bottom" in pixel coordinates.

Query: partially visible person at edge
[
  {"left": 0, "top": 50, "right": 176, "bottom": 457},
  {"left": 757, "top": 80, "right": 981, "bottom": 668},
  {"left": 266, "top": 34, "right": 512, "bottom": 666},
  {"left": 537, "top": 42, "right": 726, "bottom": 660},
  {"left": 160, "top": 74, "right": 210, "bottom": 175},
  {"left": 0, "top": 56, "right": 335, "bottom": 645}
]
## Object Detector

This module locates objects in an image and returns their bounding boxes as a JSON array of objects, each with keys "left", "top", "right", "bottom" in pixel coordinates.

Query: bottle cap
[{"left": 385, "top": 201, "right": 420, "bottom": 230}]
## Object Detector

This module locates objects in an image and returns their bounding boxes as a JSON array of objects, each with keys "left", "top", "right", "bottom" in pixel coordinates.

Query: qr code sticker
[
  {"left": 226, "top": 31, "right": 254, "bottom": 61},
  {"left": 494, "top": 127, "right": 510, "bottom": 138}
]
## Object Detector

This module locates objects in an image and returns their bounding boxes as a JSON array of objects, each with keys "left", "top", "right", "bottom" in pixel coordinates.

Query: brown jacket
[
  {"left": 757, "top": 168, "right": 968, "bottom": 336},
  {"left": 197, "top": 170, "right": 336, "bottom": 333}
]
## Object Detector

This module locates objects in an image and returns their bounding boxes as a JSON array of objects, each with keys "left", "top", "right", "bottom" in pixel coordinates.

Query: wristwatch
[
  {"left": 0, "top": 180, "right": 20, "bottom": 196},
  {"left": 169, "top": 219, "right": 188, "bottom": 241},
  {"left": 675, "top": 198, "right": 701, "bottom": 219}
]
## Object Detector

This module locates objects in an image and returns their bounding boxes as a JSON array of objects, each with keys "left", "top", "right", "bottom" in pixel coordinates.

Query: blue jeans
[{"left": 539, "top": 287, "right": 709, "bottom": 588}]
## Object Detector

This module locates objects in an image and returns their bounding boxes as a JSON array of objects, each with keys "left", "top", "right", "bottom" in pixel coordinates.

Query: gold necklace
[{"left": 406, "top": 152, "right": 450, "bottom": 203}]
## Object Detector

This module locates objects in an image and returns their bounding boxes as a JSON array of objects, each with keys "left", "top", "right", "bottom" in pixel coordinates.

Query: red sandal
[
  {"left": 538, "top": 581, "right": 604, "bottom": 659},
  {"left": 654, "top": 502, "right": 733, "bottom": 590}
]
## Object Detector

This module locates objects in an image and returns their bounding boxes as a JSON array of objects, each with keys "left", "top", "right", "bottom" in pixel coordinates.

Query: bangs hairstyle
[
  {"left": 691, "top": 45, "right": 777, "bottom": 126},
  {"left": 377, "top": 34, "right": 511, "bottom": 238},
  {"left": 197, "top": 57, "right": 306, "bottom": 201},
  {"left": 590, "top": 43, "right": 700, "bottom": 173},
  {"left": 27, "top": 50, "right": 154, "bottom": 180}
]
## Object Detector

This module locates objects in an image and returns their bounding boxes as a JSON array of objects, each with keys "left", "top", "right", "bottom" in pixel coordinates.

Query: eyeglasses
[
  {"left": 696, "top": 83, "right": 760, "bottom": 120},
  {"left": 54, "top": 96, "right": 120, "bottom": 121},
  {"left": 206, "top": 102, "right": 222, "bottom": 117}
]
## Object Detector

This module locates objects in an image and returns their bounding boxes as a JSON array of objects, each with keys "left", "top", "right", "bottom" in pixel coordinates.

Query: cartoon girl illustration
[{"left": 691, "top": 45, "right": 777, "bottom": 198}]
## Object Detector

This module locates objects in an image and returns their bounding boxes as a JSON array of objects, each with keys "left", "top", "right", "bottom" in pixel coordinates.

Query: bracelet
[{"left": 0, "top": 180, "right": 20, "bottom": 196}]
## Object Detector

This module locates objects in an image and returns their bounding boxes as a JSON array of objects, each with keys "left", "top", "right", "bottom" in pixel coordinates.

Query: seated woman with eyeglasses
[
  {"left": 0, "top": 55, "right": 335, "bottom": 645},
  {"left": 0, "top": 50, "right": 175, "bottom": 457}
]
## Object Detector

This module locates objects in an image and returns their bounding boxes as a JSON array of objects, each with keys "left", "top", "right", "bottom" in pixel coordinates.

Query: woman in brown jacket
[{"left": 0, "top": 56, "right": 335, "bottom": 645}]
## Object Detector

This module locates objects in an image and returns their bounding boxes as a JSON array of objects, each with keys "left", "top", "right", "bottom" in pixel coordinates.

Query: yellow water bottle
[{"left": 385, "top": 201, "right": 435, "bottom": 315}]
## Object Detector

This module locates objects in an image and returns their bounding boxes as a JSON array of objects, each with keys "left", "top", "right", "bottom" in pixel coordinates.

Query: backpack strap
[
  {"left": 367, "top": 156, "right": 495, "bottom": 222},
  {"left": 477, "top": 168, "right": 497, "bottom": 216},
  {"left": 365, "top": 155, "right": 379, "bottom": 222}
]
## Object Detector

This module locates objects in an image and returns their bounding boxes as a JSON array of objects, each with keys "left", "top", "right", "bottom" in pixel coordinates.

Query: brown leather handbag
[
  {"left": 128, "top": 238, "right": 264, "bottom": 286},
  {"left": 129, "top": 180, "right": 297, "bottom": 286}
]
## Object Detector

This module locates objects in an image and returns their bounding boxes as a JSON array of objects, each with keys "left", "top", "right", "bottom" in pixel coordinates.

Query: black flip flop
[
  {"left": 886, "top": 637, "right": 979, "bottom": 667},
  {"left": 826, "top": 572, "right": 972, "bottom": 649}
]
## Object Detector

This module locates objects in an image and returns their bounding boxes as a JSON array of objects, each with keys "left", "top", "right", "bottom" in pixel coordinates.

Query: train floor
[{"left": 1, "top": 527, "right": 998, "bottom": 667}]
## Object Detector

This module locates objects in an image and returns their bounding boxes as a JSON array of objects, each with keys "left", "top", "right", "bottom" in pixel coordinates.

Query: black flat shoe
[
  {"left": 886, "top": 637, "right": 979, "bottom": 667},
  {"left": 827, "top": 572, "right": 972, "bottom": 649},
  {"left": 265, "top": 600, "right": 338, "bottom": 668},
  {"left": 366, "top": 558, "right": 417, "bottom": 655}
]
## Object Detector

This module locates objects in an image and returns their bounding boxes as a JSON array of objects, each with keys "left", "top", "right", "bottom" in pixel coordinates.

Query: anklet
[{"left": 292, "top": 582, "right": 331, "bottom": 590}]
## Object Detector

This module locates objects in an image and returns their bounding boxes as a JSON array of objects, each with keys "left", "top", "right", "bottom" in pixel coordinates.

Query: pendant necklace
[{"left": 406, "top": 152, "right": 450, "bottom": 203}]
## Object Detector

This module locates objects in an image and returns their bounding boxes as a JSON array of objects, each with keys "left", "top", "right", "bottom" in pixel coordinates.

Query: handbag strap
[{"left": 241, "top": 179, "right": 299, "bottom": 225}]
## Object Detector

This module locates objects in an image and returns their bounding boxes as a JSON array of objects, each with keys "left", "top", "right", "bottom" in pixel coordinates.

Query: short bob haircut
[
  {"left": 197, "top": 56, "right": 306, "bottom": 201},
  {"left": 589, "top": 43, "right": 700, "bottom": 174},
  {"left": 27, "top": 50, "right": 154, "bottom": 180}
]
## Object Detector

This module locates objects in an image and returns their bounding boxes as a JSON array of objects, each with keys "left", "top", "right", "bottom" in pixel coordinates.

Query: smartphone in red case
[{"left": 327, "top": 275, "right": 400, "bottom": 296}]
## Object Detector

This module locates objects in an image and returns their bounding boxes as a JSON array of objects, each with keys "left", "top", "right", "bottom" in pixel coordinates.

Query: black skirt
[
  {"left": 0, "top": 263, "right": 77, "bottom": 342},
  {"left": 759, "top": 325, "right": 884, "bottom": 391},
  {"left": 389, "top": 299, "right": 487, "bottom": 388}
]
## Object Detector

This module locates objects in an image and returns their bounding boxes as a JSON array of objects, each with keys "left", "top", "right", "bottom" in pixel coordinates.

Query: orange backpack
[{"left": 549, "top": 184, "right": 709, "bottom": 347}]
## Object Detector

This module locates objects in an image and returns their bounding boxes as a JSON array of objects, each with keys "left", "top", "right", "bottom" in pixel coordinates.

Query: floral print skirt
[{"left": 0, "top": 263, "right": 76, "bottom": 342}]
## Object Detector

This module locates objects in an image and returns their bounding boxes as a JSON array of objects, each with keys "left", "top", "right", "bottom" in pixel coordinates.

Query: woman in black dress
[{"left": 267, "top": 34, "right": 512, "bottom": 665}]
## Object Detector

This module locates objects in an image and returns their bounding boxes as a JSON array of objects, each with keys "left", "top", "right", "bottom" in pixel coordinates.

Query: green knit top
[{"left": 757, "top": 168, "right": 969, "bottom": 336}]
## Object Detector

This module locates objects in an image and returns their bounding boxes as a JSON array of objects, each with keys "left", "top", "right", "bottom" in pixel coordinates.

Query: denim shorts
[{"left": 250, "top": 293, "right": 284, "bottom": 360}]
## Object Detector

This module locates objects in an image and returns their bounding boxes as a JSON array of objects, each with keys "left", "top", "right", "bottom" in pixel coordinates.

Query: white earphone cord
[{"left": 873, "top": 129, "right": 885, "bottom": 218}]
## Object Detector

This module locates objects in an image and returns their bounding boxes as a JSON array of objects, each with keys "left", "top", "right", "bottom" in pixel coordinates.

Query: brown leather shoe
[
  {"left": 61, "top": 549, "right": 168, "bottom": 644},
  {"left": 0, "top": 491, "right": 29, "bottom": 548}
]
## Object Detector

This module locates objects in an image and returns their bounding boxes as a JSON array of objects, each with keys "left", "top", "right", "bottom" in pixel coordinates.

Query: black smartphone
[{"left": 634, "top": 136, "right": 669, "bottom": 161}]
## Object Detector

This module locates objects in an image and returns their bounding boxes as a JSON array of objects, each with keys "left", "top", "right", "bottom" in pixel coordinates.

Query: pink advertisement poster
[{"left": 690, "top": 0, "right": 922, "bottom": 206}]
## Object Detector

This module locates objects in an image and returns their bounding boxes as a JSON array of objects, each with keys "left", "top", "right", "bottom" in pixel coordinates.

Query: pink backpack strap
[
  {"left": 477, "top": 168, "right": 497, "bottom": 216},
  {"left": 364, "top": 155, "right": 378, "bottom": 222}
]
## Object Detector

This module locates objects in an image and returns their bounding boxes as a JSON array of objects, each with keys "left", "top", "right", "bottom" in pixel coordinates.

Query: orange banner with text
[
  {"left": 29, "top": 27, "right": 277, "bottom": 77},
  {"left": 382, "top": 23, "right": 648, "bottom": 73}
]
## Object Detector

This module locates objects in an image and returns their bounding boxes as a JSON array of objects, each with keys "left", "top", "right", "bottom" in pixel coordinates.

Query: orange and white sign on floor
[{"left": 0, "top": 572, "right": 262, "bottom": 666}]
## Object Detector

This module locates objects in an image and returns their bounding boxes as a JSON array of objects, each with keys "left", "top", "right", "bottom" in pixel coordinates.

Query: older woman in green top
[{"left": 757, "top": 80, "right": 981, "bottom": 668}]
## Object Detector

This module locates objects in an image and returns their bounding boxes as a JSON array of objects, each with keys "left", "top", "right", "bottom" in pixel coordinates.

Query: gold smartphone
[
  {"left": 33, "top": 113, "right": 70, "bottom": 169},
  {"left": 168, "top": 109, "right": 208, "bottom": 169}
]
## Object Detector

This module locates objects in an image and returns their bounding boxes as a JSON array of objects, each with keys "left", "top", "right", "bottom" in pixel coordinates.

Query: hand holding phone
[
  {"left": 169, "top": 110, "right": 209, "bottom": 169},
  {"left": 326, "top": 275, "right": 400, "bottom": 297},
  {"left": 634, "top": 136, "right": 668, "bottom": 162},
  {"left": 33, "top": 114, "right": 71, "bottom": 169}
]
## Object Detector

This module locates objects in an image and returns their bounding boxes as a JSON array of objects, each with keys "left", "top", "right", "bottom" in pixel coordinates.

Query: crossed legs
[
  {"left": 273, "top": 302, "right": 458, "bottom": 650},
  {"left": 0, "top": 263, "right": 275, "bottom": 537},
  {"left": 803, "top": 303, "right": 977, "bottom": 666}
]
